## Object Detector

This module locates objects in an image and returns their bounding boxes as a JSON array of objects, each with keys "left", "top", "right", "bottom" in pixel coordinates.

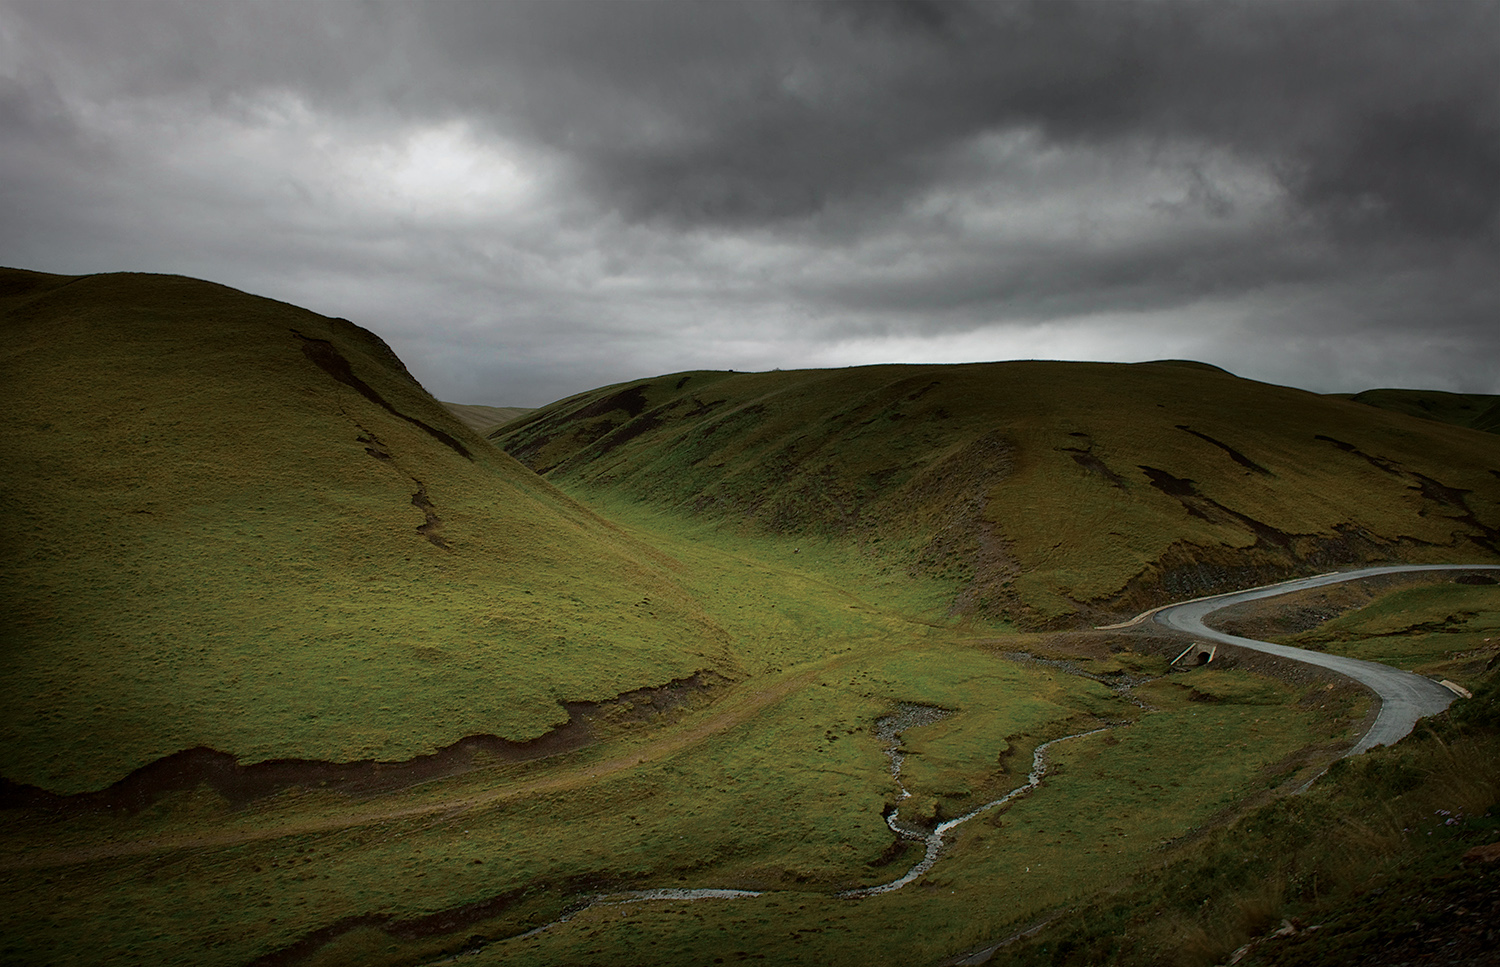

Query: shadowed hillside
[
  {"left": 0, "top": 268, "right": 734, "bottom": 793},
  {"left": 494, "top": 362, "right": 1500, "bottom": 627}
]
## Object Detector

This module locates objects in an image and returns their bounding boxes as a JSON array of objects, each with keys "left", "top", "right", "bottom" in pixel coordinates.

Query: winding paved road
[{"left": 1147, "top": 564, "right": 1500, "bottom": 754}]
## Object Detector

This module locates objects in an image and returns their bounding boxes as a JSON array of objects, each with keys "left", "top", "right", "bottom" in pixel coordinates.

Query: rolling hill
[
  {"left": 441, "top": 402, "right": 535, "bottom": 434},
  {"left": 0, "top": 268, "right": 734, "bottom": 793},
  {"left": 493, "top": 362, "right": 1500, "bottom": 627},
  {"left": 1338, "top": 387, "right": 1500, "bottom": 435},
  {"left": 4, "top": 267, "right": 1498, "bottom": 967}
]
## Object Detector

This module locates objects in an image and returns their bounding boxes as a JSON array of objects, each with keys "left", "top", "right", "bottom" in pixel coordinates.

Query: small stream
[
  {"left": 874, "top": 702, "right": 955, "bottom": 821},
  {"left": 499, "top": 704, "right": 1110, "bottom": 952},
  {"left": 839, "top": 722, "right": 1109, "bottom": 899}
]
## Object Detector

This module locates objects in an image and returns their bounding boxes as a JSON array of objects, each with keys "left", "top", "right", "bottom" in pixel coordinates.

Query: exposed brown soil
[
  {"left": 1175, "top": 425, "right": 1273, "bottom": 476},
  {"left": 1061, "top": 434, "right": 1127, "bottom": 488},
  {"left": 245, "top": 876, "right": 615, "bottom": 967},
  {"left": 1104, "top": 531, "right": 1463, "bottom": 626},
  {"left": 292, "top": 330, "right": 472, "bottom": 460},
  {"left": 905, "top": 430, "right": 1022, "bottom": 620},
  {"left": 1312, "top": 436, "right": 1500, "bottom": 554},
  {"left": 0, "top": 673, "right": 722, "bottom": 815},
  {"left": 410, "top": 482, "right": 450, "bottom": 548}
]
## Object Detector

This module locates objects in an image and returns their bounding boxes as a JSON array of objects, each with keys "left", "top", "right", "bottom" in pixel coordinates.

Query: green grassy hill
[
  {"left": 0, "top": 268, "right": 734, "bottom": 793},
  {"left": 1337, "top": 388, "right": 1500, "bottom": 435},
  {"left": 5, "top": 268, "right": 1495, "bottom": 967},
  {"left": 494, "top": 362, "right": 1500, "bottom": 627}
]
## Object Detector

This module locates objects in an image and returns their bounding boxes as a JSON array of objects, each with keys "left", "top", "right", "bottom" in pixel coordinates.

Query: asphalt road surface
[{"left": 1151, "top": 564, "right": 1500, "bottom": 755}]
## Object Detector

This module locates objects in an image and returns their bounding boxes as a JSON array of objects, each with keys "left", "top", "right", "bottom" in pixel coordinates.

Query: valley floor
[{"left": 11, "top": 521, "right": 1489, "bottom": 966}]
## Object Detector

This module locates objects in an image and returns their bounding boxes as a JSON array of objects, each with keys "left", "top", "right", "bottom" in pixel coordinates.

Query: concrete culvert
[{"left": 1171, "top": 643, "right": 1217, "bottom": 668}]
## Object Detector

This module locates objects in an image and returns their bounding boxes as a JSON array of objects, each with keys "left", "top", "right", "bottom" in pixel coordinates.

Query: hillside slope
[
  {"left": 0, "top": 268, "right": 733, "bottom": 793},
  {"left": 441, "top": 401, "right": 534, "bottom": 434},
  {"left": 494, "top": 362, "right": 1500, "bottom": 627},
  {"left": 1338, "top": 387, "right": 1500, "bottom": 435}
]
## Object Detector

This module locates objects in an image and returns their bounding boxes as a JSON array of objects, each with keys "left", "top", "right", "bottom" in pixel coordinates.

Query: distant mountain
[
  {"left": 494, "top": 362, "right": 1500, "bottom": 628},
  {"left": 441, "top": 401, "right": 535, "bottom": 434},
  {"left": 0, "top": 268, "right": 731, "bottom": 793},
  {"left": 1336, "top": 387, "right": 1500, "bottom": 434}
]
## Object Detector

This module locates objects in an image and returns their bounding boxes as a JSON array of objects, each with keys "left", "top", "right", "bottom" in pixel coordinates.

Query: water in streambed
[
  {"left": 489, "top": 703, "right": 1109, "bottom": 952},
  {"left": 874, "top": 702, "right": 954, "bottom": 825},
  {"left": 839, "top": 721, "right": 1109, "bottom": 899}
]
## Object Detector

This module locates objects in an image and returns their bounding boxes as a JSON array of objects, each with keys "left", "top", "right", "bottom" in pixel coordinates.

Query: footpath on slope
[{"left": 0, "top": 654, "right": 857, "bottom": 872}]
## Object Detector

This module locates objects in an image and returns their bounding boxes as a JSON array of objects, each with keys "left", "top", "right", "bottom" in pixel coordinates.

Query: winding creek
[
  {"left": 838, "top": 722, "right": 1111, "bottom": 899},
  {"left": 438, "top": 564, "right": 1500, "bottom": 958},
  {"left": 508, "top": 705, "right": 1118, "bottom": 945}
]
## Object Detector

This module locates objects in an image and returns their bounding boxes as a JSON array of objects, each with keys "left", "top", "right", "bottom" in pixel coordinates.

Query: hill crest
[{"left": 494, "top": 361, "right": 1500, "bottom": 627}]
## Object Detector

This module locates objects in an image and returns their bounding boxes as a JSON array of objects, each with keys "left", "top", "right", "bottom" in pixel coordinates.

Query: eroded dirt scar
[{"left": 0, "top": 672, "right": 722, "bottom": 813}]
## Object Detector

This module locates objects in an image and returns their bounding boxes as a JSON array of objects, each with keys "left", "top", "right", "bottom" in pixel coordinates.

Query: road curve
[{"left": 1150, "top": 564, "right": 1500, "bottom": 755}]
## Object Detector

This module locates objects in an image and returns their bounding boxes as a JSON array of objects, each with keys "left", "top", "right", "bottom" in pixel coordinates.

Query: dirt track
[
  {"left": 0, "top": 657, "right": 850, "bottom": 871},
  {"left": 14, "top": 565, "right": 1496, "bottom": 873}
]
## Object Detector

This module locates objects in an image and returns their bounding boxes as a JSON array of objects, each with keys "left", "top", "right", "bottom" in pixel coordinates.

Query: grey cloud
[
  {"left": 1291, "top": 101, "right": 1500, "bottom": 241},
  {"left": 543, "top": 1, "right": 1500, "bottom": 238},
  {"left": 11, "top": 0, "right": 1497, "bottom": 237},
  {"left": 2, "top": 0, "right": 1498, "bottom": 405}
]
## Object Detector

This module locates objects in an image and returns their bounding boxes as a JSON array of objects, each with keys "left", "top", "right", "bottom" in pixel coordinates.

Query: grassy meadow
[
  {"left": 1339, "top": 388, "right": 1500, "bottom": 435},
  {"left": 3, "top": 267, "right": 1497, "bottom": 966},
  {"left": 439, "top": 402, "right": 535, "bottom": 435},
  {"left": 1209, "top": 571, "right": 1500, "bottom": 685},
  {"left": 1274, "top": 579, "right": 1500, "bottom": 679}
]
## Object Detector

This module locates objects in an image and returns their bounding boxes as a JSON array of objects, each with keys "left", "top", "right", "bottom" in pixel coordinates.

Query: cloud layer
[{"left": 2, "top": 0, "right": 1496, "bottom": 404}]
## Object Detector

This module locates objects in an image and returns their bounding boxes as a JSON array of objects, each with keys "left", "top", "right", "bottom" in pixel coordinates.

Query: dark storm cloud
[
  {"left": 536, "top": 0, "right": 1500, "bottom": 240},
  {"left": 1293, "top": 100, "right": 1500, "bottom": 240},
  {"left": 1, "top": 0, "right": 1497, "bottom": 403}
]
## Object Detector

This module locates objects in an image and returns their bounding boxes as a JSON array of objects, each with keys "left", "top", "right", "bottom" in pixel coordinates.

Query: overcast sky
[{"left": 2, "top": 1, "right": 1497, "bottom": 406}]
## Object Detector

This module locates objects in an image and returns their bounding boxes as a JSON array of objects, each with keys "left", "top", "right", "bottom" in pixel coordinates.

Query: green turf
[
  {"left": 1277, "top": 581, "right": 1500, "bottom": 677},
  {"left": 494, "top": 363, "right": 1500, "bottom": 628},
  {"left": 0, "top": 644, "right": 1339, "bottom": 967},
  {"left": 1, "top": 268, "right": 736, "bottom": 791},
  {"left": 440, "top": 401, "right": 535, "bottom": 434},
  {"left": 2, "top": 266, "right": 1487, "bottom": 967},
  {"left": 1338, "top": 387, "right": 1500, "bottom": 434},
  {"left": 989, "top": 663, "right": 1500, "bottom": 967}
]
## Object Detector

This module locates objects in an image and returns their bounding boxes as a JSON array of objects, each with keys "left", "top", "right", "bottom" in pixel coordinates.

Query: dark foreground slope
[
  {"left": 993, "top": 639, "right": 1500, "bottom": 967},
  {"left": 0, "top": 268, "right": 732, "bottom": 793},
  {"left": 494, "top": 362, "right": 1500, "bottom": 627}
]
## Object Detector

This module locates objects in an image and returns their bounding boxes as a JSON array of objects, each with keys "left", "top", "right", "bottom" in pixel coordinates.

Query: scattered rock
[{"left": 1462, "top": 842, "right": 1500, "bottom": 864}]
